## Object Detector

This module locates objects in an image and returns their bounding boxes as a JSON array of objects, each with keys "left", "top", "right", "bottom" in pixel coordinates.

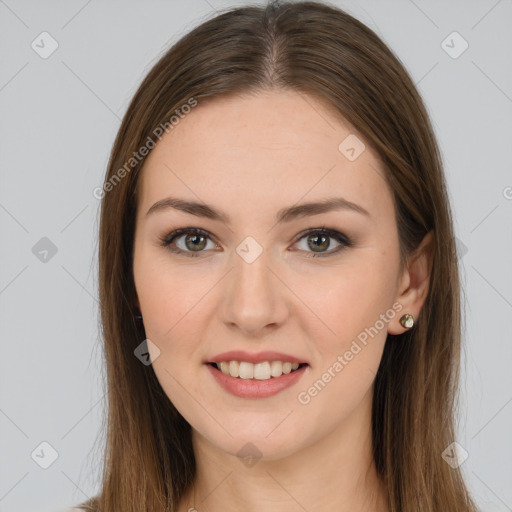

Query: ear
[{"left": 388, "top": 230, "right": 434, "bottom": 335}]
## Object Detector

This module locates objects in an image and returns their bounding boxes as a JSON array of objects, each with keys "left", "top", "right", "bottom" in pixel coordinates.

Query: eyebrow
[{"left": 145, "top": 196, "right": 370, "bottom": 224}]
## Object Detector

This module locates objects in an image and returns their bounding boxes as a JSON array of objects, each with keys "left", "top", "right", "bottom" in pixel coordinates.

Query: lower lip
[{"left": 205, "top": 363, "right": 308, "bottom": 399}]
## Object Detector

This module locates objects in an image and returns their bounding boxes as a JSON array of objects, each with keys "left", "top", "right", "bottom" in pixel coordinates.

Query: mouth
[
  {"left": 205, "top": 361, "right": 309, "bottom": 399},
  {"left": 206, "top": 361, "right": 309, "bottom": 380}
]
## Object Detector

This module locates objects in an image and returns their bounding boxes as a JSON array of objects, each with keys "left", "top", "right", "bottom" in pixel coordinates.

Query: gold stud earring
[{"left": 399, "top": 313, "right": 414, "bottom": 329}]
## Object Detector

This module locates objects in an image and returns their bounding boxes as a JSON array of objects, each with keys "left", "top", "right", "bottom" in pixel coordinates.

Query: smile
[
  {"left": 212, "top": 360, "right": 305, "bottom": 380},
  {"left": 206, "top": 361, "right": 309, "bottom": 399}
]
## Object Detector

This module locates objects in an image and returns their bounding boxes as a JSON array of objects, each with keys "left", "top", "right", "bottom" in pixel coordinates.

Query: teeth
[
  {"left": 270, "top": 361, "right": 283, "bottom": 377},
  {"left": 214, "top": 360, "right": 302, "bottom": 380},
  {"left": 254, "top": 362, "right": 270, "bottom": 380},
  {"left": 229, "top": 360, "right": 239, "bottom": 378},
  {"left": 239, "top": 361, "right": 254, "bottom": 379}
]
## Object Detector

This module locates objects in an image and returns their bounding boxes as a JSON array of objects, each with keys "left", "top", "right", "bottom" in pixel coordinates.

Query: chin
[{"left": 193, "top": 420, "right": 309, "bottom": 464}]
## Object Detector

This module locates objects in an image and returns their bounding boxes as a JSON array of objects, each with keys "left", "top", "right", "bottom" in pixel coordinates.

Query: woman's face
[{"left": 133, "top": 89, "right": 411, "bottom": 461}]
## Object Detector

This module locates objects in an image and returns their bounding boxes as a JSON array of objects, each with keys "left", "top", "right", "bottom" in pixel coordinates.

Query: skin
[{"left": 132, "top": 89, "right": 433, "bottom": 512}]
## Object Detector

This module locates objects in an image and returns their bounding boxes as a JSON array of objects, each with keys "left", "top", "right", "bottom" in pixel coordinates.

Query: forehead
[{"left": 137, "top": 90, "right": 392, "bottom": 225}]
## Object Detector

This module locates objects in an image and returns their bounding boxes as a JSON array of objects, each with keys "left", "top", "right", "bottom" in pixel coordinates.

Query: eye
[
  {"left": 158, "top": 228, "right": 219, "bottom": 258},
  {"left": 158, "top": 226, "right": 352, "bottom": 258},
  {"left": 292, "top": 227, "right": 352, "bottom": 258}
]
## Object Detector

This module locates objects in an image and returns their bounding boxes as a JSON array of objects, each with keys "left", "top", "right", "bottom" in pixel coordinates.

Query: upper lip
[{"left": 206, "top": 350, "right": 308, "bottom": 365}]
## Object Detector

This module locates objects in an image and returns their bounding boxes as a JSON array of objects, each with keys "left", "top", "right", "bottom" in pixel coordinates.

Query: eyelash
[{"left": 158, "top": 226, "right": 353, "bottom": 259}]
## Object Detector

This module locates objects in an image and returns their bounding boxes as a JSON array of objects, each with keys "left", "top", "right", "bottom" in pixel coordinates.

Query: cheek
[
  {"left": 134, "top": 247, "right": 213, "bottom": 340},
  {"left": 292, "top": 248, "right": 398, "bottom": 403},
  {"left": 136, "top": 262, "right": 209, "bottom": 409},
  {"left": 294, "top": 266, "right": 392, "bottom": 417},
  {"left": 297, "top": 257, "right": 395, "bottom": 345}
]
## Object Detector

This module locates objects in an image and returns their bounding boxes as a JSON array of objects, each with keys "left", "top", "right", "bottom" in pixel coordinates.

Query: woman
[{"left": 74, "top": 1, "right": 480, "bottom": 510}]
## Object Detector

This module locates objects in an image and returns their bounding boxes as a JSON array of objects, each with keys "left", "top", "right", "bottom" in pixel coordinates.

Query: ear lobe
[{"left": 388, "top": 230, "right": 434, "bottom": 335}]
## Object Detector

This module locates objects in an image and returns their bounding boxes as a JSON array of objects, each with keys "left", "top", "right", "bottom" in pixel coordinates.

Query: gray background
[{"left": 0, "top": 0, "right": 511, "bottom": 511}]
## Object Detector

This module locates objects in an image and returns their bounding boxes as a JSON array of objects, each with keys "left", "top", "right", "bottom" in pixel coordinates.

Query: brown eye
[
  {"left": 293, "top": 228, "right": 352, "bottom": 258},
  {"left": 159, "top": 226, "right": 352, "bottom": 259},
  {"left": 307, "top": 233, "right": 330, "bottom": 252},
  {"left": 159, "top": 228, "right": 217, "bottom": 258},
  {"left": 183, "top": 233, "right": 208, "bottom": 252}
]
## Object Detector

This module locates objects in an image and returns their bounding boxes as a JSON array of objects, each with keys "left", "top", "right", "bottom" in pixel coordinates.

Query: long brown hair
[{"left": 81, "top": 1, "right": 479, "bottom": 510}]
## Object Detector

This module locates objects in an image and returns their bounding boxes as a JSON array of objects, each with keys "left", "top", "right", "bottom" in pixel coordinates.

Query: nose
[{"left": 218, "top": 247, "right": 289, "bottom": 337}]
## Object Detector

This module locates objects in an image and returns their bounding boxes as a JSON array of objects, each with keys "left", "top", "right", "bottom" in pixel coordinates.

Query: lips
[
  {"left": 205, "top": 360, "right": 309, "bottom": 398},
  {"left": 206, "top": 350, "right": 308, "bottom": 365}
]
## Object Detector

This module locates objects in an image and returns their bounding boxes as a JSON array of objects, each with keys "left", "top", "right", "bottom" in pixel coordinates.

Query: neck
[{"left": 177, "top": 388, "right": 389, "bottom": 512}]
